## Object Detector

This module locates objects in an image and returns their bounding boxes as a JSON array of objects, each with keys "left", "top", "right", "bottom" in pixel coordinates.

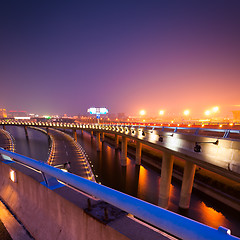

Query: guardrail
[
  {"left": 0, "top": 148, "right": 239, "bottom": 240},
  {"left": 1, "top": 121, "right": 240, "bottom": 139}
]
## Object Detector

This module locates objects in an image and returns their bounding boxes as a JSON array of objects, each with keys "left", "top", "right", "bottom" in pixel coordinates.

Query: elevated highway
[
  {"left": 1, "top": 120, "right": 240, "bottom": 209},
  {"left": 0, "top": 148, "right": 239, "bottom": 240}
]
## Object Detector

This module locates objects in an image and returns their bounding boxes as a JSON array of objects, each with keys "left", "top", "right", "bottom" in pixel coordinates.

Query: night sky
[{"left": 1, "top": 0, "right": 240, "bottom": 117}]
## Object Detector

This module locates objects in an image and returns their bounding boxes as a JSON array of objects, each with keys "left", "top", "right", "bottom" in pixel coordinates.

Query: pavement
[{"left": 0, "top": 199, "right": 33, "bottom": 240}]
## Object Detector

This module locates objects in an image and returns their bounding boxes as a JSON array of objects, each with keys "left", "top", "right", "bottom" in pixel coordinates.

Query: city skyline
[{"left": 1, "top": 1, "right": 240, "bottom": 117}]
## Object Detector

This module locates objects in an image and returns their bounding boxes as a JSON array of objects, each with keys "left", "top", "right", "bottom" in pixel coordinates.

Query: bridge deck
[{"left": 47, "top": 128, "right": 92, "bottom": 180}]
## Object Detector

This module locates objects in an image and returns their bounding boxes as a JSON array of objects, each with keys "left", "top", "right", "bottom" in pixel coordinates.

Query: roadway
[{"left": 47, "top": 128, "right": 95, "bottom": 181}]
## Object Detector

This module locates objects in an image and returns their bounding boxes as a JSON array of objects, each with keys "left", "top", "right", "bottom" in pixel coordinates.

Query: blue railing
[{"left": 0, "top": 148, "right": 239, "bottom": 240}]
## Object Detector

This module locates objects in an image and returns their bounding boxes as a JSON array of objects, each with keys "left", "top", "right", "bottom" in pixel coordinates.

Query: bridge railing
[{"left": 0, "top": 148, "right": 239, "bottom": 240}]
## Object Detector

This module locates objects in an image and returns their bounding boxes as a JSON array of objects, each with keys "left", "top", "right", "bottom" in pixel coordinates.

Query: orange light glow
[
  {"left": 140, "top": 110, "right": 146, "bottom": 116},
  {"left": 184, "top": 109, "right": 190, "bottom": 116},
  {"left": 159, "top": 110, "right": 164, "bottom": 115},
  {"left": 205, "top": 110, "right": 211, "bottom": 116},
  {"left": 212, "top": 106, "right": 219, "bottom": 113},
  {"left": 199, "top": 202, "right": 226, "bottom": 228}
]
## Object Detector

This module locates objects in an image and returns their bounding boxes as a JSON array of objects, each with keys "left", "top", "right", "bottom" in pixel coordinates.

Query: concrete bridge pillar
[
  {"left": 121, "top": 136, "right": 127, "bottom": 166},
  {"left": 115, "top": 134, "right": 119, "bottom": 149},
  {"left": 96, "top": 132, "right": 101, "bottom": 152},
  {"left": 73, "top": 129, "right": 77, "bottom": 141},
  {"left": 135, "top": 141, "right": 142, "bottom": 165},
  {"left": 158, "top": 152, "right": 174, "bottom": 209},
  {"left": 101, "top": 132, "right": 105, "bottom": 142},
  {"left": 91, "top": 131, "right": 94, "bottom": 139},
  {"left": 24, "top": 126, "right": 28, "bottom": 139},
  {"left": 179, "top": 161, "right": 196, "bottom": 209}
]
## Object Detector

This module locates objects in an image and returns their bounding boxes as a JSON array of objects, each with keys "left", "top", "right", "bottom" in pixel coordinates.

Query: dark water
[
  {"left": 4, "top": 126, "right": 49, "bottom": 162},
  {"left": 2, "top": 126, "right": 239, "bottom": 237},
  {"left": 76, "top": 131, "right": 240, "bottom": 238}
]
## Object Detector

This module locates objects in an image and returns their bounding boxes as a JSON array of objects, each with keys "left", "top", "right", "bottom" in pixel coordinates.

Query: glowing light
[
  {"left": 183, "top": 110, "right": 190, "bottom": 116},
  {"left": 159, "top": 110, "right": 164, "bottom": 115},
  {"left": 229, "top": 123, "right": 233, "bottom": 126},
  {"left": 205, "top": 110, "right": 211, "bottom": 116},
  {"left": 139, "top": 110, "right": 146, "bottom": 116},
  {"left": 188, "top": 124, "right": 191, "bottom": 127},
  {"left": 10, "top": 169, "right": 17, "bottom": 183},
  {"left": 219, "top": 124, "right": 223, "bottom": 128},
  {"left": 87, "top": 107, "right": 108, "bottom": 114},
  {"left": 213, "top": 106, "right": 219, "bottom": 113},
  {"left": 14, "top": 117, "right": 30, "bottom": 120},
  {"left": 143, "top": 119, "right": 146, "bottom": 122}
]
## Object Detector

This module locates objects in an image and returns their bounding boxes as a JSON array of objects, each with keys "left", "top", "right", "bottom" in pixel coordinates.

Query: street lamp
[
  {"left": 159, "top": 110, "right": 164, "bottom": 115},
  {"left": 183, "top": 109, "right": 190, "bottom": 116},
  {"left": 140, "top": 110, "right": 146, "bottom": 116},
  {"left": 205, "top": 110, "right": 211, "bottom": 116}
]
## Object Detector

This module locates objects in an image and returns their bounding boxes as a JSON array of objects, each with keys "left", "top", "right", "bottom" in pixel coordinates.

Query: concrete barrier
[{"left": 0, "top": 160, "right": 172, "bottom": 240}]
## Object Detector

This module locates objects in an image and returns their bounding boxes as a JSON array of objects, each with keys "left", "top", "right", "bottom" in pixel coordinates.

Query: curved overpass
[{"left": 1, "top": 120, "right": 240, "bottom": 209}]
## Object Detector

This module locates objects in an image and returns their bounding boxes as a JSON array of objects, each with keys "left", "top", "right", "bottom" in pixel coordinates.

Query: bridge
[
  {"left": 1, "top": 120, "right": 240, "bottom": 210},
  {"left": 0, "top": 147, "right": 239, "bottom": 240}
]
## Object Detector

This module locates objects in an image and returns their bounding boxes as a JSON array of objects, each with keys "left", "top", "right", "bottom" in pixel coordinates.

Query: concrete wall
[{"left": 0, "top": 160, "right": 170, "bottom": 240}]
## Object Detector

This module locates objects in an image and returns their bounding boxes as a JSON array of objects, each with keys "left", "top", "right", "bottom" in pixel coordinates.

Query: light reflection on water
[
  {"left": 4, "top": 126, "right": 49, "bottom": 161},
  {"left": 198, "top": 201, "right": 229, "bottom": 229}
]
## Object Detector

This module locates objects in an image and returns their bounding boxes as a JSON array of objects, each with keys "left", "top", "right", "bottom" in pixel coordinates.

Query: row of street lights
[{"left": 139, "top": 106, "right": 219, "bottom": 117}]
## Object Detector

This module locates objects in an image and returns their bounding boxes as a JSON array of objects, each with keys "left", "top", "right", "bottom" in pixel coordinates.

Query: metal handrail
[{"left": 0, "top": 148, "right": 239, "bottom": 240}]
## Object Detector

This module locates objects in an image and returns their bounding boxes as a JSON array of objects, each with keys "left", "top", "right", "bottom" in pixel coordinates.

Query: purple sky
[{"left": 1, "top": 0, "right": 240, "bottom": 117}]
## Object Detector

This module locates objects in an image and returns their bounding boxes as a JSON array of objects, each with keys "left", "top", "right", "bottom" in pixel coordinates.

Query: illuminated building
[
  {"left": 8, "top": 111, "right": 27, "bottom": 118},
  {"left": 0, "top": 109, "right": 7, "bottom": 118},
  {"left": 232, "top": 111, "right": 240, "bottom": 121}
]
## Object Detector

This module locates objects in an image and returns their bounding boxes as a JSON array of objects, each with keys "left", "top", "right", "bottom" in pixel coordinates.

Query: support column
[
  {"left": 135, "top": 141, "right": 142, "bottom": 165},
  {"left": 121, "top": 136, "right": 127, "bottom": 166},
  {"left": 96, "top": 132, "right": 101, "bottom": 152},
  {"left": 24, "top": 126, "right": 28, "bottom": 139},
  {"left": 179, "top": 161, "right": 196, "bottom": 209},
  {"left": 3, "top": 125, "right": 6, "bottom": 130},
  {"left": 115, "top": 134, "right": 119, "bottom": 149},
  {"left": 46, "top": 127, "right": 49, "bottom": 135},
  {"left": 101, "top": 132, "right": 105, "bottom": 142},
  {"left": 91, "top": 131, "right": 93, "bottom": 139},
  {"left": 158, "top": 152, "right": 174, "bottom": 209},
  {"left": 73, "top": 129, "right": 77, "bottom": 141}
]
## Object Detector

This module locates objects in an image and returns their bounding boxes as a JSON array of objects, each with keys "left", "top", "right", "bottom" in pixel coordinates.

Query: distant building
[
  {"left": 8, "top": 111, "right": 27, "bottom": 118},
  {"left": 107, "top": 113, "right": 117, "bottom": 120},
  {"left": 232, "top": 111, "right": 240, "bottom": 121},
  {"left": 0, "top": 109, "right": 7, "bottom": 118},
  {"left": 117, "top": 113, "right": 127, "bottom": 120}
]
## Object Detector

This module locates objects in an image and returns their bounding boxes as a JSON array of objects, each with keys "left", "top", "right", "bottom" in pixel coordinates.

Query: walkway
[{"left": 0, "top": 129, "right": 32, "bottom": 240}]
